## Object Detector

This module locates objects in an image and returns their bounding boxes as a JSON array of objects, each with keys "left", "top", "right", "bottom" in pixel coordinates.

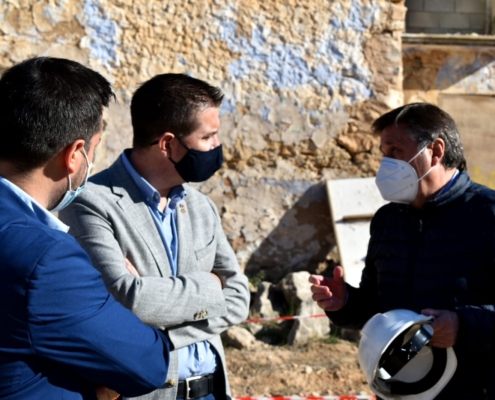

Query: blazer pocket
[{"left": 194, "top": 235, "right": 215, "bottom": 260}]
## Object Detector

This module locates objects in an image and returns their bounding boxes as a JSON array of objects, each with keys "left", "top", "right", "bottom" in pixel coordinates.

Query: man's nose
[{"left": 211, "top": 134, "right": 220, "bottom": 149}]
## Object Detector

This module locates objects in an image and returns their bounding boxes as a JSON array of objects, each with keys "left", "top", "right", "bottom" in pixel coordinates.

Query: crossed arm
[{"left": 60, "top": 191, "right": 250, "bottom": 348}]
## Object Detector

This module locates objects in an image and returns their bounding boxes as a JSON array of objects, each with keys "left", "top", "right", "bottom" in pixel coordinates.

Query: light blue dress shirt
[
  {"left": 0, "top": 176, "right": 69, "bottom": 233},
  {"left": 121, "top": 150, "right": 217, "bottom": 380}
]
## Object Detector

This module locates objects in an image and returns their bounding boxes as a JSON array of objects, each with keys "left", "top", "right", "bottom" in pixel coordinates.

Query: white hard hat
[{"left": 358, "top": 309, "right": 457, "bottom": 400}]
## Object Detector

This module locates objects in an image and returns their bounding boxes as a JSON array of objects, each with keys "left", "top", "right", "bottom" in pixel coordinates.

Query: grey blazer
[{"left": 59, "top": 157, "right": 250, "bottom": 400}]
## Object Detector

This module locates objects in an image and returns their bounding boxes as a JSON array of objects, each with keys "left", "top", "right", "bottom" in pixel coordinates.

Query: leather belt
[{"left": 177, "top": 374, "right": 214, "bottom": 399}]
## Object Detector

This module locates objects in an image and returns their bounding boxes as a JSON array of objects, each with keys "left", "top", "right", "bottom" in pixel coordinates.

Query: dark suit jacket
[{"left": 0, "top": 179, "right": 170, "bottom": 399}]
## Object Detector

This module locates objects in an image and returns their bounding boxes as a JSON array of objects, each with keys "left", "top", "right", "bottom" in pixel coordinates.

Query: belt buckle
[{"left": 185, "top": 375, "right": 202, "bottom": 400}]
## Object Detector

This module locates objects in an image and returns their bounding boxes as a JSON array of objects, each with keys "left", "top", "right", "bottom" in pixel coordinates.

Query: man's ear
[
  {"left": 161, "top": 132, "right": 176, "bottom": 155},
  {"left": 431, "top": 138, "right": 445, "bottom": 166},
  {"left": 63, "top": 140, "right": 86, "bottom": 174}
]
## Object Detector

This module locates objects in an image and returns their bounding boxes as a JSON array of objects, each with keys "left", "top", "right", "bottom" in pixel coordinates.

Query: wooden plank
[{"left": 326, "top": 178, "right": 388, "bottom": 288}]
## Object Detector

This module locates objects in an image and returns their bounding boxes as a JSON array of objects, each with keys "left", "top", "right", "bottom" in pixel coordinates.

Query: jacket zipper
[{"left": 406, "top": 217, "right": 423, "bottom": 308}]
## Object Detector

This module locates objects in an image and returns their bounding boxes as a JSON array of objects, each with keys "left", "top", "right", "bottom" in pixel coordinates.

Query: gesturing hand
[
  {"left": 421, "top": 308, "right": 459, "bottom": 348},
  {"left": 309, "top": 266, "right": 347, "bottom": 312},
  {"left": 96, "top": 386, "right": 119, "bottom": 400}
]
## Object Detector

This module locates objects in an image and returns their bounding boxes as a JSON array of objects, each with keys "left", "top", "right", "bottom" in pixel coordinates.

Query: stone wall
[
  {"left": 0, "top": 0, "right": 406, "bottom": 281},
  {"left": 403, "top": 43, "right": 495, "bottom": 189},
  {"left": 405, "top": 0, "right": 488, "bottom": 34}
]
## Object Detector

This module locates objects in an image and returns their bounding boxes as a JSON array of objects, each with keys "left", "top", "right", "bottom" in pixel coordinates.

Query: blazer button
[
  {"left": 201, "top": 310, "right": 207, "bottom": 318},
  {"left": 167, "top": 379, "right": 176, "bottom": 387}
]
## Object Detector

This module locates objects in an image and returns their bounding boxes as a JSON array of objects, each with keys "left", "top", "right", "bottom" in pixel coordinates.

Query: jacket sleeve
[
  {"left": 454, "top": 201, "right": 495, "bottom": 355},
  {"left": 167, "top": 197, "right": 250, "bottom": 349},
  {"left": 59, "top": 190, "right": 229, "bottom": 330},
  {"left": 455, "top": 305, "right": 495, "bottom": 354},
  {"left": 325, "top": 220, "right": 381, "bottom": 330},
  {"left": 27, "top": 237, "right": 170, "bottom": 397}
]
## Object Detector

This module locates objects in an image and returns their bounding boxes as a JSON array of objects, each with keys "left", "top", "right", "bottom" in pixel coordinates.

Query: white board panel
[{"left": 326, "top": 177, "right": 388, "bottom": 288}]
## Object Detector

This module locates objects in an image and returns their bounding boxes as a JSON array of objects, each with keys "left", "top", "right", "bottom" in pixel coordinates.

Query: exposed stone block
[
  {"left": 455, "top": 0, "right": 486, "bottom": 13},
  {"left": 222, "top": 326, "right": 259, "bottom": 350},
  {"left": 469, "top": 13, "right": 486, "bottom": 31},
  {"left": 424, "top": 0, "right": 455, "bottom": 12},
  {"left": 406, "top": 11, "right": 440, "bottom": 28},
  {"left": 337, "top": 133, "right": 374, "bottom": 156},
  {"left": 405, "top": 0, "right": 424, "bottom": 11},
  {"left": 439, "top": 12, "right": 470, "bottom": 29}
]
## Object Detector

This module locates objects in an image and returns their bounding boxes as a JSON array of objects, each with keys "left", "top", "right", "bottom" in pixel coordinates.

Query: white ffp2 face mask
[{"left": 375, "top": 147, "right": 433, "bottom": 204}]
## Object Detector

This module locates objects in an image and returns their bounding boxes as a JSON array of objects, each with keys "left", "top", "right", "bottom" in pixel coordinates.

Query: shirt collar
[
  {"left": 120, "top": 149, "right": 186, "bottom": 208},
  {"left": 436, "top": 169, "right": 460, "bottom": 198},
  {"left": 0, "top": 176, "right": 69, "bottom": 232}
]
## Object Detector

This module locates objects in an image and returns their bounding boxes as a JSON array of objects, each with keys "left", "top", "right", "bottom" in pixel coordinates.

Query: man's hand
[
  {"left": 210, "top": 272, "right": 223, "bottom": 288},
  {"left": 96, "top": 386, "right": 119, "bottom": 400},
  {"left": 125, "top": 258, "right": 140, "bottom": 278},
  {"left": 309, "top": 266, "right": 348, "bottom": 312},
  {"left": 421, "top": 308, "right": 459, "bottom": 348}
]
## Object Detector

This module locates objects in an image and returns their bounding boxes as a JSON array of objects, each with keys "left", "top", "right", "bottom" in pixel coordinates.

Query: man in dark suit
[{"left": 0, "top": 57, "right": 171, "bottom": 399}]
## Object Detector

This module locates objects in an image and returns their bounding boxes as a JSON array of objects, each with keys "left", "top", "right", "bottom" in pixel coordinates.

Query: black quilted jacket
[{"left": 328, "top": 170, "right": 495, "bottom": 399}]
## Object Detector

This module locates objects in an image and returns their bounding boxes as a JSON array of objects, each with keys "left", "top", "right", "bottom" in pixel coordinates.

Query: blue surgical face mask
[
  {"left": 51, "top": 147, "right": 92, "bottom": 212},
  {"left": 170, "top": 137, "right": 223, "bottom": 183}
]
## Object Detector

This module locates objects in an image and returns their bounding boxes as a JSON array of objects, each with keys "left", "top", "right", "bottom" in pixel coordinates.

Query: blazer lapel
[
  {"left": 108, "top": 158, "right": 171, "bottom": 277},
  {"left": 176, "top": 190, "right": 193, "bottom": 275}
]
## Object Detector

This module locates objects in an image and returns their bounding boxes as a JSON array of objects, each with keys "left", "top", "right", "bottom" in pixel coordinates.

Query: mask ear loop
[
  {"left": 408, "top": 145, "right": 434, "bottom": 182},
  {"left": 408, "top": 145, "right": 427, "bottom": 163},
  {"left": 67, "top": 172, "right": 73, "bottom": 191},
  {"left": 417, "top": 167, "right": 433, "bottom": 181}
]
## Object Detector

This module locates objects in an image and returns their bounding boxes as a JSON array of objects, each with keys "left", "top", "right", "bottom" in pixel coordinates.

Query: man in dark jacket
[{"left": 310, "top": 102, "right": 495, "bottom": 399}]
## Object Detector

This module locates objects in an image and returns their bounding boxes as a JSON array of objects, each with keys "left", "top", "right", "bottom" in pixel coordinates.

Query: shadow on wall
[
  {"left": 244, "top": 181, "right": 337, "bottom": 284},
  {"left": 403, "top": 47, "right": 495, "bottom": 92}
]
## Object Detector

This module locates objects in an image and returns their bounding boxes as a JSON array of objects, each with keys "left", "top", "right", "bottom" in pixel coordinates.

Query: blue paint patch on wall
[
  {"left": 83, "top": 0, "right": 119, "bottom": 68},
  {"left": 219, "top": 96, "right": 237, "bottom": 116},
  {"left": 320, "top": 42, "right": 345, "bottom": 62},
  {"left": 216, "top": 0, "right": 378, "bottom": 105},
  {"left": 344, "top": 0, "right": 375, "bottom": 31},
  {"left": 229, "top": 58, "right": 252, "bottom": 80},
  {"left": 265, "top": 44, "right": 312, "bottom": 88},
  {"left": 177, "top": 54, "right": 187, "bottom": 65},
  {"left": 224, "top": 22, "right": 313, "bottom": 89},
  {"left": 308, "top": 110, "right": 324, "bottom": 129},
  {"left": 436, "top": 53, "right": 495, "bottom": 89},
  {"left": 313, "top": 64, "right": 342, "bottom": 96},
  {"left": 261, "top": 106, "right": 271, "bottom": 122},
  {"left": 341, "top": 77, "right": 373, "bottom": 102}
]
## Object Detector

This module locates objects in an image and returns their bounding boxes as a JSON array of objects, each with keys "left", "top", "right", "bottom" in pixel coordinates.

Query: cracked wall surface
[
  {"left": 0, "top": 0, "right": 406, "bottom": 281},
  {"left": 403, "top": 44, "right": 495, "bottom": 190}
]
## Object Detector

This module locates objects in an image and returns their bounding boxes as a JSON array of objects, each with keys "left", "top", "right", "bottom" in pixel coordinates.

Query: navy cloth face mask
[{"left": 169, "top": 137, "right": 223, "bottom": 183}]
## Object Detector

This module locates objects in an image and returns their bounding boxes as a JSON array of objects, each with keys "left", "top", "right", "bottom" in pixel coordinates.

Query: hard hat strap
[
  {"left": 379, "top": 325, "right": 433, "bottom": 377},
  {"left": 388, "top": 347, "right": 447, "bottom": 395}
]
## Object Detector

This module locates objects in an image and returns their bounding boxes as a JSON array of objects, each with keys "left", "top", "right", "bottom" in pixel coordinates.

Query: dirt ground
[{"left": 225, "top": 339, "right": 373, "bottom": 398}]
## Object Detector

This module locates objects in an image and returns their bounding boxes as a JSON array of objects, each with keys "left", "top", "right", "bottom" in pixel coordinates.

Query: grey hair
[{"left": 372, "top": 102, "right": 466, "bottom": 170}]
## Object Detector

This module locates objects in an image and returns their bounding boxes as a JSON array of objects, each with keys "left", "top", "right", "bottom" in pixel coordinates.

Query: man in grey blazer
[{"left": 60, "top": 74, "right": 250, "bottom": 400}]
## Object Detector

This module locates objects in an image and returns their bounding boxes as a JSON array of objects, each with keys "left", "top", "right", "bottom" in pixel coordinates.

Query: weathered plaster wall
[
  {"left": 403, "top": 44, "right": 495, "bottom": 189},
  {"left": 0, "top": 0, "right": 406, "bottom": 282}
]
